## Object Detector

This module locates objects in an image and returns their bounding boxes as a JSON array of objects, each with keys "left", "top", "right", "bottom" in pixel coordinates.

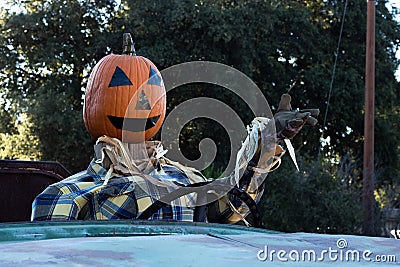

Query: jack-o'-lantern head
[{"left": 84, "top": 33, "right": 166, "bottom": 143}]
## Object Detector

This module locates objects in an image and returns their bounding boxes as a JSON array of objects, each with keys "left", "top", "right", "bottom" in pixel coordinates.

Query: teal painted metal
[
  {"left": 0, "top": 221, "right": 399, "bottom": 266},
  {"left": 0, "top": 220, "right": 278, "bottom": 242}
]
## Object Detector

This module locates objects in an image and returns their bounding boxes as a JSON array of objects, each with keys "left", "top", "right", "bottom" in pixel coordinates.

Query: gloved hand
[{"left": 273, "top": 94, "right": 319, "bottom": 140}]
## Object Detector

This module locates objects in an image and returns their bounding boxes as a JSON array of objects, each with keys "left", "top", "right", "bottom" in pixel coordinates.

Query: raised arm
[{"left": 206, "top": 94, "right": 319, "bottom": 225}]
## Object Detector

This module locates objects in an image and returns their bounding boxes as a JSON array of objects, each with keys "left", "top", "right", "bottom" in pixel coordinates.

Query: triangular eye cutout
[
  {"left": 109, "top": 66, "right": 133, "bottom": 87},
  {"left": 135, "top": 90, "right": 151, "bottom": 110},
  {"left": 148, "top": 66, "right": 162, "bottom": 86}
]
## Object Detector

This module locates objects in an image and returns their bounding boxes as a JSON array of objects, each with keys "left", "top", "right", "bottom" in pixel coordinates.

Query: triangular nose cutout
[
  {"left": 148, "top": 66, "right": 162, "bottom": 86},
  {"left": 135, "top": 90, "right": 151, "bottom": 110},
  {"left": 109, "top": 66, "right": 133, "bottom": 87}
]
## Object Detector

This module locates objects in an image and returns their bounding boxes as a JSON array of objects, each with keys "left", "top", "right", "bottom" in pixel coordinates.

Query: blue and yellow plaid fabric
[{"left": 32, "top": 160, "right": 197, "bottom": 221}]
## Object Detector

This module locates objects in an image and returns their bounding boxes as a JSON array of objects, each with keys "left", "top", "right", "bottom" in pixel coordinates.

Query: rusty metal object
[{"left": 0, "top": 160, "right": 71, "bottom": 222}]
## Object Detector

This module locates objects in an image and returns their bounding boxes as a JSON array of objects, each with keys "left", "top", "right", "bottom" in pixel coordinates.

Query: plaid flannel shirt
[
  {"left": 32, "top": 160, "right": 199, "bottom": 221},
  {"left": 32, "top": 117, "right": 282, "bottom": 224}
]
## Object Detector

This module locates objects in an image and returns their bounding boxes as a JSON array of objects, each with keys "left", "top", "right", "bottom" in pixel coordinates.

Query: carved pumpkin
[{"left": 84, "top": 33, "right": 166, "bottom": 143}]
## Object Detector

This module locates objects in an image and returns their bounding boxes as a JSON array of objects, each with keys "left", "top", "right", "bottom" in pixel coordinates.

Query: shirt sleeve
[
  {"left": 31, "top": 170, "right": 95, "bottom": 221},
  {"left": 206, "top": 117, "right": 285, "bottom": 225}
]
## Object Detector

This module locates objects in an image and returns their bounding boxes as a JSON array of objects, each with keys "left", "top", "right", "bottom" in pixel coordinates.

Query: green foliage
[
  {"left": 0, "top": 103, "right": 15, "bottom": 134},
  {"left": 0, "top": 113, "right": 41, "bottom": 160},
  {"left": 28, "top": 85, "right": 94, "bottom": 173},
  {"left": 375, "top": 181, "right": 400, "bottom": 209},
  {"left": 259, "top": 157, "right": 363, "bottom": 234},
  {"left": 0, "top": 0, "right": 116, "bottom": 171}
]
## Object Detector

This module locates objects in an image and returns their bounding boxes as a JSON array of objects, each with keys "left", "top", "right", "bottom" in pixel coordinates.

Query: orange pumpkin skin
[{"left": 84, "top": 54, "right": 166, "bottom": 143}]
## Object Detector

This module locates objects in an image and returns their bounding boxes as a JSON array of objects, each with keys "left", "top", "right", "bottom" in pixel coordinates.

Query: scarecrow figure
[{"left": 32, "top": 34, "right": 319, "bottom": 226}]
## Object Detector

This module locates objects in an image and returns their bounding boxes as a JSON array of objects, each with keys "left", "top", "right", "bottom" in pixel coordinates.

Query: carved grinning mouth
[{"left": 107, "top": 115, "right": 160, "bottom": 132}]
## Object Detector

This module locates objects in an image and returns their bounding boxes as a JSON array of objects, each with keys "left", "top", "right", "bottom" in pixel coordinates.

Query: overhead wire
[{"left": 319, "top": 0, "right": 349, "bottom": 155}]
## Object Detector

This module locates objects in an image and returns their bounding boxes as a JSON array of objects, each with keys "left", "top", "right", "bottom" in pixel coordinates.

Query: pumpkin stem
[{"left": 122, "top": 33, "right": 136, "bottom": 56}]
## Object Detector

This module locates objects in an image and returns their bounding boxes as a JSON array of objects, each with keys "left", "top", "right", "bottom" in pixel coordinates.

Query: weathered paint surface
[{"left": 0, "top": 221, "right": 398, "bottom": 266}]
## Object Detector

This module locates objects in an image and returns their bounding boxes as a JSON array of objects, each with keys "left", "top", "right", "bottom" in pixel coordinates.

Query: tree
[
  {"left": 0, "top": 113, "right": 41, "bottom": 160},
  {"left": 259, "top": 156, "right": 363, "bottom": 234},
  {"left": 0, "top": 0, "right": 118, "bottom": 172}
]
